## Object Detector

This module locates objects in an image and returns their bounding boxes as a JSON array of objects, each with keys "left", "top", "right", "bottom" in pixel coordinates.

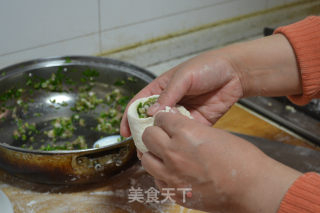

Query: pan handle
[{"left": 71, "top": 139, "right": 136, "bottom": 173}]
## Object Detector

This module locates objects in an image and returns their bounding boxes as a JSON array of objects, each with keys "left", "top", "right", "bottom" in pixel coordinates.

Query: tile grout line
[
  {"left": 99, "top": 0, "right": 235, "bottom": 34},
  {"left": 0, "top": 32, "right": 99, "bottom": 58},
  {"left": 97, "top": 0, "right": 317, "bottom": 57},
  {"left": 0, "top": 0, "right": 234, "bottom": 58},
  {"left": 0, "top": 0, "right": 311, "bottom": 58}
]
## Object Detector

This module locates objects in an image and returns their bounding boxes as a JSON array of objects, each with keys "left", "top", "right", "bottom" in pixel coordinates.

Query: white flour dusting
[
  {"left": 27, "top": 200, "right": 37, "bottom": 207},
  {"left": 89, "top": 191, "right": 114, "bottom": 196},
  {"left": 203, "top": 65, "right": 210, "bottom": 71}
]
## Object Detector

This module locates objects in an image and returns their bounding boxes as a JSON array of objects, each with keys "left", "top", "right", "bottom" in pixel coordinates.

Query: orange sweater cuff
[
  {"left": 278, "top": 172, "right": 320, "bottom": 213},
  {"left": 275, "top": 16, "right": 320, "bottom": 105}
]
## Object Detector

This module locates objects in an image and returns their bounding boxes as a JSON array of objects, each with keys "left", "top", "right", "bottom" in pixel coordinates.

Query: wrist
[
  {"left": 221, "top": 34, "right": 302, "bottom": 97},
  {"left": 241, "top": 156, "right": 302, "bottom": 213}
]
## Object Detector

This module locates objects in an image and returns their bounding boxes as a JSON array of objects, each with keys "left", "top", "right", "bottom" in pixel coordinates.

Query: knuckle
[
  {"left": 158, "top": 77, "right": 169, "bottom": 90},
  {"left": 154, "top": 112, "right": 168, "bottom": 126},
  {"left": 175, "top": 123, "right": 189, "bottom": 136}
]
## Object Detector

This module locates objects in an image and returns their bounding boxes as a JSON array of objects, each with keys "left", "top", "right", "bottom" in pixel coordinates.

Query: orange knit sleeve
[
  {"left": 274, "top": 16, "right": 320, "bottom": 212},
  {"left": 278, "top": 172, "right": 320, "bottom": 213},
  {"left": 274, "top": 16, "right": 320, "bottom": 105}
]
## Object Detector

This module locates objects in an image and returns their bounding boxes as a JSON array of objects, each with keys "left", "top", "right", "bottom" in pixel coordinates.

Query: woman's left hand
[{"left": 141, "top": 111, "right": 301, "bottom": 213}]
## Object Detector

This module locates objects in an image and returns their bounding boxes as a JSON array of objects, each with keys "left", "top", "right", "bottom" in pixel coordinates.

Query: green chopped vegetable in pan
[{"left": 0, "top": 66, "right": 135, "bottom": 151}]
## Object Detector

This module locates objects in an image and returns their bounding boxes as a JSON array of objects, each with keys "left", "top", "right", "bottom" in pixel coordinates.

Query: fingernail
[
  {"left": 147, "top": 103, "right": 160, "bottom": 115},
  {"left": 137, "top": 153, "right": 142, "bottom": 160}
]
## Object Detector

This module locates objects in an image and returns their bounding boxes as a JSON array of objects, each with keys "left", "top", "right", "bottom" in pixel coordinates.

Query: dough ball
[{"left": 127, "top": 95, "right": 192, "bottom": 153}]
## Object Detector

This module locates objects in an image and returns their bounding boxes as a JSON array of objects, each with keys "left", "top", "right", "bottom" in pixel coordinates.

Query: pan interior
[{"left": 0, "top": 57, "right": 151, "bottom": 151}]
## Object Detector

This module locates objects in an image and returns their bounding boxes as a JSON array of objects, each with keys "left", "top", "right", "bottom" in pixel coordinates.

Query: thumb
[{"left": 148, "top": 72, "right": 191, "bottom": 115}]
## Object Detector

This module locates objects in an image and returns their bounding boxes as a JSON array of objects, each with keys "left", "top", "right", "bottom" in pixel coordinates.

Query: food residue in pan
[{"left": 0, "top": 66, "right": 136, "bottom": 151}]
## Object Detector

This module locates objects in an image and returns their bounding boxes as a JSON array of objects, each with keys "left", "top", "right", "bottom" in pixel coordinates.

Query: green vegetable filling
[
  {"left": 137, "top": 97, "right": 158, "bottom": 118},
  {"left": 0, "top": 66, "right": 136, "bottom": 150},
  {"left": 46, "top": 117, "right": 75, "bottom": 141}
]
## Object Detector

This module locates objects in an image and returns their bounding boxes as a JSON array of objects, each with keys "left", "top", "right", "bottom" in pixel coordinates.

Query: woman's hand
[
  {"left": 120, "top": 34, "right": 302, "bottom": 159},
  {"left": 120, "top": 53, "right": 243, "bottom": 159},
  {"left": 120, "top": 53, "right": 243, "bottom": 137},
  {"left": 141, "top": 111, "right": 301, "bottom": 213},
  {"left": 120, "top": 34, "right": 301, "bottom": 138}
]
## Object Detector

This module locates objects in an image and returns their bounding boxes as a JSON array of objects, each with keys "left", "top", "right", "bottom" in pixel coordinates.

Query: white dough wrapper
[{"left": 127, "top": 95, "right": 192, "bottom": 153}]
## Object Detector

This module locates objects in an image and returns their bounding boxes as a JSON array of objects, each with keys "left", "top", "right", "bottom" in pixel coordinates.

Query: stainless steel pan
[{"left": 0, "top": 56, "right": 155, "bottom": 184}]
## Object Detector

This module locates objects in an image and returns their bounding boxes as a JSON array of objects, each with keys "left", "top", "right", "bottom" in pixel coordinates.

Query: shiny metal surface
[
  {"left": 0, "top": 56, "right": 155, "bottom": 152},
  {"left": 0, "top": 56, "right": 155, "bottom": 184}
]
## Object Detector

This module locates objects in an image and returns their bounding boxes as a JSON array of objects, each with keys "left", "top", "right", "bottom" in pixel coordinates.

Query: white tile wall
[
  {"left": 0, "top": 34, "right": 100, "bottom": 69},
  {"left": 99, "top": 0, "right": 226, "bottom": 31},
  {"left": 0, "top": 0, "right": 296, "bottom": 69},
  {"left": 101, "top": 0, "right": 267, "bottom": 51},
  {"left": 0, "top": 0, "right": 99, "bottom": 56}
]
